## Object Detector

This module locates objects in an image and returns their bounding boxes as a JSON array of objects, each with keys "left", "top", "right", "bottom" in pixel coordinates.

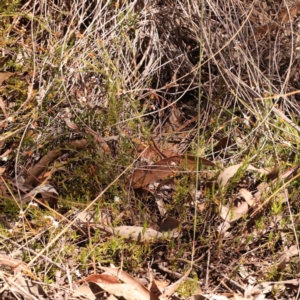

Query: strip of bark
[{"left": 24, "top": 139, "right": 88, "bottom": 188}]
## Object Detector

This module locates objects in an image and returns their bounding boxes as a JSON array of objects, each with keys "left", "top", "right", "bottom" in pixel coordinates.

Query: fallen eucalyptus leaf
[
  {"left": 22, "top": 183, "right": 58, "bottom": 205},
  {"left": 219, "top": 203, "right": 248, "bottom": 222},
  {"left": 92, "top": 223, "right": 180, "bottom": 242},
  {"left": 217, "top": 220, "right": 231, "bottom": 234},
  {"left": 277, "top": 245, "right": 299, "bottom": 270},
  {"left": 131, "top": 155, "right": 214, "bottom": 188},
  {"left": 218, "top": 163, "right": 269, "bottom": 187},
  {"left": 100, "top": 267, "right": 159, "bottom": 300},
  {"left": 159, "top": 216, "right": 180, "bottom": 237},
  {"left": 239, "top": 188, "right": 255, "bottom": 206},
  {"left": 0, "top": 72, "right": 14, "bottom": 85},
  {"left": 7, "top": 275, "right": 48, "bottom": 300}
]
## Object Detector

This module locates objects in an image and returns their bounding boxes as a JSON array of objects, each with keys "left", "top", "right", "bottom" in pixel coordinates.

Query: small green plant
[
  {"left": 177, "top": 274, "right": 199, "bottom": 298},
  {"left": 272, "top": 197, "right": 283, "bottom": 215},
  {"left": 255, "top": 217, "right": 265, "bottom": 231}
]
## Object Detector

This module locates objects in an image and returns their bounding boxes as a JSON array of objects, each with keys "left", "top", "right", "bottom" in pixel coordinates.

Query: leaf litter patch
[{"left": 2, "top": 0, "right": 300, "bottom": 299}]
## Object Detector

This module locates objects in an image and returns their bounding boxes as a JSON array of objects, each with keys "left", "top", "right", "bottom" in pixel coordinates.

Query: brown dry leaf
[
  {"left": 131, "top": 155, "right": 214, "bottom": 188},
  {"left": 247, "top": 165, "right": 269, "bottom": 174},
  {"left": 138, "top": 145, "right": 160, "bottom": 162},
  {"left": 254, "top": 24, "right": 275, "bottom": 40},
  {"left": 217, "top": 163, "right": 273, "bottom": 225},
  {"left": 249, "top": 282, "right": 275, "bottom": 296},
  {"left": 100, "top": 283, "right": 152, "bottom": 300},
  {"left": 234, "top": 201, "right": 249, "bottom": 214},
  {"left": 159, "top": 216, "right": 181, "bottom": 236},
  {"left": 187, "top": 296, "right": 210, "bottom": 300},
  {"left": 197, "top": 202, "right": 207, "bottom": 212},
  {"left": 24, "top": 139, "right": 88, "bottom": 188},
  {"left": 278, "top": 5, "right": 298, "bottom": 23},
  {"left": 218, "top": 163, "right": 242, "bottom": 187},
  {"left": 75, "top": 273, "right": 152, "bottom": 300},
  {"left": 213, "top": 136, "right": 233, "bottom": 152},
  {"left": 161, "top": 149, "right": 178, "bottom": 158},
  {"left": 218, "top": 220, "right": 231, "bottom": 234},
  {"left": 116, "top": 225, "right": 180, "bottom": 241},
  {"left": 130, "top": 157, "right": 180, "bottom": 189},
  {"left": 0, "top": 72, "right": 14, "bottom": 85},
  {"left": 266, "top": 164, "right": 280, "bottom": 181},
  {"left": 77, "top": 273, "right": 120, "bottom": 284},
  {"left": 100, "top": 267, "right": 160, "bottom": 300}
]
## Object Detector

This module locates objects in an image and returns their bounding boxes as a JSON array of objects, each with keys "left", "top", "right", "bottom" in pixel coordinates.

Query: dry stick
[
  {"left": 205, "top": 246, "right": 210, "bottom": 290},
  {"left": 254, "top": 89, "right": 300, "bottom": 101},
  {"left": 250, "top": 171, "right": 300, "bottom": 218}
]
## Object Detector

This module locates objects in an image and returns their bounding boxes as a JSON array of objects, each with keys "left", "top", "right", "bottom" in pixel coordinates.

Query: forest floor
[{"left": 1, "top": 0, "right": 300, "bottom": 299}]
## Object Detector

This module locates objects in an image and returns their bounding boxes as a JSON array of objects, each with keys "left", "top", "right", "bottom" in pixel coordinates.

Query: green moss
[{"left": 177, "top": 274, "right": 199, "bottom": 298}]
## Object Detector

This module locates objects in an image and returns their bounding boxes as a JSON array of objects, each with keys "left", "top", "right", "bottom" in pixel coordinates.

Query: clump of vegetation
[{"left": 1, "top": 0, "right": 300, "bottom": 299}]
